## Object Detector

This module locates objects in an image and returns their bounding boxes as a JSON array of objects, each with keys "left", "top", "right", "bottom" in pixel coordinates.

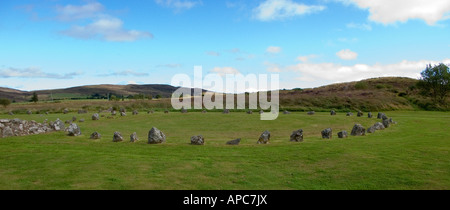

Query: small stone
[
  {"left": 367, "top": 126, "right": 376, "bottom": 133},
  {"left": 111, "top": 110, "right": 117, "bottom": 116},
  {"left": 27, "top": 110, "right": 32, "bottom": 115},
  {"left": 79, "top": 119, "right": 85, "bottom": 122},
  {"left": 373, "top": 122, "right": 385, "bottom": 130},
  {"left": 290, "top": 129, "right": 304, "bottom": 142},
  {"left": 330, "top": 110, "right": 336, "bottom": 115},
  {"left": 283, "top": 110, "right": 291, "bottom": 114},
  {"left": 133, "top": 110, "right": 139, "bottom": 115},
  {"left": 113, "top": 132, "right": 124, "bottom": 142},
  {"left": 307, "top": 111, "right": 315, "bottom": 115},
  {"left": 190, "top": 135, "right": 204, "bottom": 145},
  {"left": 351, "top": 124, "right": 366, "bottom": 136},
  {"left": 148, "top": 127, "right": 166, "bottom": 144},
  {"left": 223, "top": 109, "right": 230, "bottom": 114},
  {"left": 346, "top": 112, "right": 353, "bottom": 116},
  {"left": 226, "top": 138, "right": 241, "bottom": 145},
  {"left": 181, "top": 108, "right": 188, "bottom": 113},
  {"left": 72, "top": 116, "right": 77, "bottom": 122},
  {"left": 357, "top": 111, "right": 363, "bottom": 117},
  {"left": 120, "top": 111, "right": 126, "bottom": 116},
  {"left": 247, "top": 110, "right": 253, "bottom": 114},
  {"left": 130, "top": 132, "right": 139, "bottom": 142},
  {"left": 90, "top": 131, "right": 101, "bottom": 139},
  {"left": 67, "top": 123, "right": 81, "bottom": 136},
  {"left": 257, "top": 130, "right": 270, "bottom": 144},
  {"left": 92, "top": 113, "right": 100, "bottom": 120},
  {"left": 321, "top": 128, "right": 332, "bottom": 139},
  {"left": 338, "top": 131, "right": 348, "bottom": 138}
]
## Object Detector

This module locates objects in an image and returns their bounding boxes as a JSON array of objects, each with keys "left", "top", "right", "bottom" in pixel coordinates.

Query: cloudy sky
[{"left": 1, "top": 0, "right": 449, "bottom": 91}]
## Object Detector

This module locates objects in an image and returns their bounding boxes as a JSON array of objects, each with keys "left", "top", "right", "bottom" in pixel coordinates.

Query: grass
[{"left": 0, "top": 111, "right": 449, "bottom": 190}]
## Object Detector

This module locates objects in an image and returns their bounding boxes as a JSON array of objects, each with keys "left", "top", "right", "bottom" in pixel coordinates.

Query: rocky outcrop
[{"left": 0, "top": 118, "right": 54, "bottom": 138}]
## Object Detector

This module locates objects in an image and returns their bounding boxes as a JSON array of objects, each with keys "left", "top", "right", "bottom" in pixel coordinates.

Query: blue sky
[{"left": 0, "top": 0, "right": 449, "bottom": 91}]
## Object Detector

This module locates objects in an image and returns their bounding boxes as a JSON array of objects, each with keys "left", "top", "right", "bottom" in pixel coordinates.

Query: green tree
[
  {"left": 31, "top": 92, "right": 39, "bottom": 103},
  {"left": 155, "top": 94, "right": 162, "bottom": 99},
  {"left": 0, "top": 98, "right": 11, "bottom": 108},
  {"left": 417, "top": 63, "right": 450, "bottom": 105}
]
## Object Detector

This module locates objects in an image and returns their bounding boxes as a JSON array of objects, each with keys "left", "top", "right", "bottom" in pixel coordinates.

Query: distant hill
[
  {"left": 0, "top": 84, "right": 201, "bottom": 102},
  {"left": 1, "top": 77, "right": 447, "bottom": 111}
]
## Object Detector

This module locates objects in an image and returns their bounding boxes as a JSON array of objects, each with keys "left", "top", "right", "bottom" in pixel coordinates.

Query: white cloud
[
  {"left": 263, "top": 62, "right": 282, "bottom": 72},
  {"left": 266, "top": 46, "right": 282, "bottom": 54},
  {"left": 155, "top": 0, "right": 201, "bottom": 11},
  {"left": 206, "top": 51, "right": 220, "bottom": 56},
  {"left": 210, "top": 67, "right": 241, "bottom": 76},
  {"left": 56, "top": 2, "right": 104, "bottom": 21},
  {"left": 336, "top": 49, "right": 358, "bottom": 60},
  {"left": 98, "top": 70, "right": 149, "bottom": 77},
  {"left": 0, "top": 67, "right": 82, "bottom": 79},
  {"left": 297, "top": 54, "right": 317, "bottom": 63},
  {"left": 253, "top": 0, "right": 325, "bottom": 21},
  {"left": 346, "top": 22, "right": 372, "bottom": 31},
  {"left": 288, "top": 59, "right": 450, "bottom": 85},
  {"left": 341, "top": 0, "right": 450, "bottom": 25},
  {"left": 61, "top": 16, "right": 153, "bottom": 42}
]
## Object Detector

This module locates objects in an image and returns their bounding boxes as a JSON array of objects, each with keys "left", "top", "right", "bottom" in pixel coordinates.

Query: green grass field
[{"left": 0, "top": 111, "right": 449, "bottom": 190}]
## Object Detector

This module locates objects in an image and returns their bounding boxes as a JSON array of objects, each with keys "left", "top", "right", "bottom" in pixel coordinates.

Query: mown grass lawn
[{"left": 0, "top": 111, "right": 448, "bottom": 190}]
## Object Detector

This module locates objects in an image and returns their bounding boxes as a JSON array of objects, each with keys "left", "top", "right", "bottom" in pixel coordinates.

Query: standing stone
[
  {"left": 90, "top": 131, "right": 101, "bottom": 139},
  {"left": 111, "top": 110, "right": 117, "bottom": 116},
  {"left": 283, "top": 110, "right": 291, "bottom": 114},
  {"left": 351, "top": 124, "right": 366, "bottom": 136},
  {"left": 338, "top": 131, "right": 348, "bottom": 138},
  {"left": 307, "top": 111, "right": 315, "bottom": 115},
  {"left": 148, "top": 127, "right": 166, "bottom": 144},
  {"left": 113, "top": 132, "right": 124, "bottom": 142},
  {"left": 67, "top": 123, "right": 81, "bottom": 136},
  {"left": 367, "top": 126, "right": 376, "bottom": 133},
  {"left": 63, "top": 108, "right": 69, "bottom": 114},
  {"left": 377, "top": 112, "right": 385, "bottom": 119},
  {"left": 257, "top": 130, "right": 270, "bottom": 144},
  {"left": 290, "top": 129, "right": 304, "bottom": 142},
  {"left": 132, "top": 110, "right": 139, "bottom": 115},
  {"left": 92, "top": 113, "right": 100, "bottom": 120},
  {"left": 226, "top": 138, "right": 241, "bottom": 145},
  {"left": 321, "top": 128, "right": 332, "bottom": 139},
  {"left": 368, "top": 112, "right": 373, "bottom": 118},
  {"left": 373, "top": 122, "right": 385, "bottom": 130},
  {"left": 120, "top": 111, "right": 126, "bottom": 116},
  {"left": 51, "top": 119, "right": 65, "bottom": 131},
  {"left": 223, "top": 109, "right": 230, "bottom": 114},
  {"left": 357, "top": 111, "right": 363, "bottom": 117},
  {"left": 190, "top": 135, "right": 204, "bottom": 145},
  {"left": 72, "top": 116, "right": 77, "bottom": 122},
  {"left": 181, "top": 108, "right": 188, "bottom": 113},
  {"left": 382, "top": 119, "right": 390, "bottom": 128},
  {"left": 330, "top": 110, "right": 336, "bottom": 115},
  {"left": 346, "top": 112, "right": 353, "bottom": 116},
  {"left": 247, "top": 110, "right": 253, "bottom": 114},
  {"left": 27, "top": 110, "right": 32, "bottom": 115},
  {"left": 382, "top": 114, "right": 389, "bottom": 120},
  {"left": 130, "top": 132, "right": 139, "bottom": 142}
]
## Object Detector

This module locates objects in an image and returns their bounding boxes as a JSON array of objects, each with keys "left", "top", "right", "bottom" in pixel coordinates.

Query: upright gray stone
[
  {"left": 357, "top": 111, "right": 363, "bottom": 117},
  {"left": 257, "top": 130, "right": 270, "bottom": 144},
  {"left": 321, "top": 128, "right": 332, "bottom": 139},
  {"left": 351, "top": 124, "right": 366, "bottom": 136},
  {"left": 338, "top": 131, "right": 348, "bottom": 138},
  {"left": 132, "top": 110, "right": 139, "bottom": 115},
  {"left": 367, "top": 126, "right": 376, "bottom": 133},
  {"left": 368, "top": 112, "right": 373, "bottom": 118},
  {"left": 382, "top": 119, "right": 390, "bottom": 128},
  {"left": 72, "top": 116, "right": 77, "bottom": 122},
  {"left": 113, "top": 132, "right": 124, "bottom": 142},
  {"left": 377, "top": 112, "right": 384, "bottom": 119},
  {"left": 148, "top": 127, "right": 166, "bottom": 144},
  {"left": 120, "top": 111, "right": 126, "bottom": 116},
  {"left": 226, "top": 138, "right": 241, "bottom": 145},
  {"left": 90, "top": 131, "right": 101, "bottom": 139},
  {"left": 346, "top": 112, "right": 353, "bottom": 116},
  {"left": 92, "top": 113, "right": 100, "bottom": 120},
  {"left": 190, "top": 135, "right": 204, "bottom": 145},
  {"left": 63, "top": 108, "right": 69, "bottom": 114},
  {"left": 130, "top": 132, "right": 139, "bottom": 142},
  {"left": 330, "top": 110, "right": 336, "bottom": 115},
  {"left": 67, "top": 123, "right": 81, "bottom": 136},
  {"left": 51, "top": 119, "right": 65, "bottom": 131},
  {"left": 290, "top": 129, "right": 304, "bottom": 142}
]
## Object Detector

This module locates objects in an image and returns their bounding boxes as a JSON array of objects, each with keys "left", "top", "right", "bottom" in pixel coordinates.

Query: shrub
[{"left": 355, "top": 82, "right": 368, "bottom": 90}]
